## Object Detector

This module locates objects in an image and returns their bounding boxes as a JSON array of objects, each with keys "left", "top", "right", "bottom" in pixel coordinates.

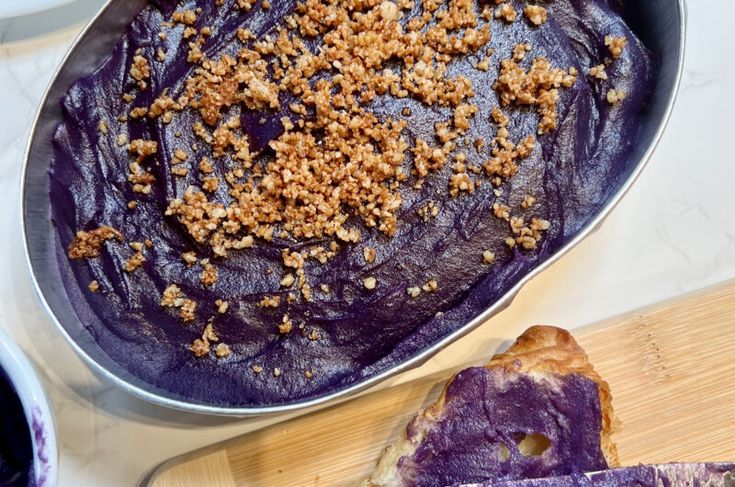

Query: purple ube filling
[
  {"left": 49, "top": 0, "right": 654, "bottom": 407},
  {"left": 396, "top": 368, "right": 606, "bottom": 486},
  {"left": 0, "top": 367, "right": 33, "bottom": 487},
  {"left": 454, "top": 462, "right": 735, "bottom": 486}
]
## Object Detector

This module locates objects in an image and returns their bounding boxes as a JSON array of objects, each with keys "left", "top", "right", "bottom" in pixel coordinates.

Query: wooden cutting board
[{"left": 147, "top": 280, "right": 735, "bottom": 487}]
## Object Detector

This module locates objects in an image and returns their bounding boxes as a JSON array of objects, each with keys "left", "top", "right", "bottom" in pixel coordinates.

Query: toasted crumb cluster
[
  {"left": 190, "top": 322, "right": 230, "bottom": 358},
  {"left": 199, "top": 261, "right": 218, "bottom": 286},
  {"left": 605, "top": 35, "right": 627, "bottom": 59},
  {"left": 606, "top": 89, "right": 626, "bottom": 105},
  {"left": 495, "top": 3, "right": 517, "bottom": 23},
  {"left": 493, "top": 57, "right": 577, "bottom": 135},
  {"left": 257, "top": 295, "right": 281, "bottom": 308},
  {"left": 161, "top": 0, "right": 498, "bottom": 253},
  {"left": 70, "top": 0, "right": 636, "bottom": 369},
  {"left": 588, "top": 64, "right": 608, "bottom": 80},
  {"left": 161, "top": 284, "right": 197, "bottom": 322},
  {"left": 523, "top": 5, "right": 547, "bottom": 26},
  {"left": 506, "top": 216, "right": 551, "bottom": 249},
  {"left": 129, "top": 53, "right": 150, "bottom": 90},
  {"left": 123, "top": 242, "right": 147, "bottom": 272},
  {"left": 68, "top": 226, "right": 123, "bottom": 259}
]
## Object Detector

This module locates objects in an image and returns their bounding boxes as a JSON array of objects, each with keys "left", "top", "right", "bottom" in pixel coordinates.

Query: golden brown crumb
[
  {"left": 181, "top": 251, "right": 197, "bottom": 266},
  {"left": 483, "top": 250, "right": 496, "bottom": 265},
  {"left": 421, "top": 279, "right": 438, "bottom": 292},
  {"left": 200, "top": 261, "right": 218, "bottom": 286},
  {"left": 508, "top": 217, "right": 551, "bottom": 250},
  {"left": 523, "top": 5, "right": 547, "bottom": 26},
  {"left": 215, "top": 343, "right": 231, "bottom": 358},
  {"left": 123, "top": 250, "right": 146, "bottom": 272},
  {"left": 172, "top": 10, "right": 197, "bottom": 25},
  {"left": 280, "top": 273, "right": 295, "bottom": 288},
  {"left": 116, "top": 133, "right": 128, "bottom": 146},
  {"left": 190, "top": 338, "right": 210, "bottom": 357},
  {"left": 495, "top": 3, "right": 517, "bottom": 22},
  {"left": 68, "top": 226, "right": 123, "bottom": 259},
  {"left": 493, "top": 203, "right": 511, "bottom": 220},
  {"left": 493, "top": 57, "right": 577, "bottom": 135},
  {"left": 304, "top": 370, "right": 313, "bottom": 379},
  {"left": 98, "top": 120, "right": 109, "bottom": 134},
  {"left": 475, "top": 57, "right": 491, "bottom": 71},
  {"left": 129, "top": 55, "right": 150, "bottom": 83},
  {"left": 257, "top": 295, "right": 281, "bottom": 308},
  {"left": 407, "top": 286, "right": 421, "bottom": 298},
  {"left": 606, "top": 89, "right": 626, "bottom": 105},
  {"left": 215, "top": 299, "right": 229, "bottom": 314},
  {"left": 363, "top": 276, "right": 377, "bottom": 290},
  {"left": 171, "top": 166, "right": 188, "bottom": 177},
  {"left": 278, "top": 314, "right": 293, "bottom": 334},
  {"left": 252, "top": 364, "right": 263, "bottom": 374},
  {"left": 88, "top": 280, "right": 100, "bottom": 292},
  {"left": 605, "top": 35, "right": 627, "bottom": 59},
  {"left": 588, "top": 64, "right": 608, "bottom": 80},
  {"left": 417, "top": 201, "right": 440, "bottom": 222},
  {"left": 512, "top": 43, "right": 532, "bottom": 62},
  {"left": 160, "top": 284, "right": 197, "bottom": 322},
  {"left": 273, "top": 367, "right": 282, "bottom": 377},
  {"left": 521, "top": 195, "right": 537, "bottom": 209}
]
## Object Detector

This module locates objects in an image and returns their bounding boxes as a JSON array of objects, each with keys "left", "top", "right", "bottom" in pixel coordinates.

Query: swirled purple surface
[
  {"left": 50, "top": 0, "right": 654, "bottom": 407},
  {"left": 396, "top": 368, "right": 607, "bottom": 486},
  {"left": 454, "top": 462, "right": 735, "bottom": 486}
]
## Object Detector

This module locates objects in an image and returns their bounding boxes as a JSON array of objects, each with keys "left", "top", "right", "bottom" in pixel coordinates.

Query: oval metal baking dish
[{"left": 22, "top": 0, "right": 686, "bottom": 415}]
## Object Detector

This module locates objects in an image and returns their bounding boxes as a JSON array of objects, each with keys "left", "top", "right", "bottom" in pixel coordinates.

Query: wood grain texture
[{"left": 149, "top": 281, "right": 735, "bottom": 487}]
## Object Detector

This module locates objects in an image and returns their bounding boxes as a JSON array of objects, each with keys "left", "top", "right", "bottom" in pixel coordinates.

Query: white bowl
[
  {"left": 0, "top": 0, "right": 74, "bottom": 19},
  {"left": 0, "top": 328, "right": 58, "bottom": 486}
]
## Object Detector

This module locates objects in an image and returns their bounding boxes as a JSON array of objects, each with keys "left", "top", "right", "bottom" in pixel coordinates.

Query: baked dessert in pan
[{"left": 50, "top": 0, "right": 654, "bottom": 407}]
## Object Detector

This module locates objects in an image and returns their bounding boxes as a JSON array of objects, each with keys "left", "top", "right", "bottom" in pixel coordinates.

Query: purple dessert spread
[
  {"left": 0, "top": 367, "right": 33, "bottom": 487},
  {"left": 454, "top": 462, "right": 735, "bottom": 486},
  {"left": 393, "top": 368, "right": 606, "bottom": 486},
  {"left": 49, "top": 0, "right": 654, "bottom": 407}
]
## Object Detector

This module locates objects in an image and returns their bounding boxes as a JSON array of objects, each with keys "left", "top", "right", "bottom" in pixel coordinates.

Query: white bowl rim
[{"left": 0, "top": 328, "right": 58, "bottom": 487}]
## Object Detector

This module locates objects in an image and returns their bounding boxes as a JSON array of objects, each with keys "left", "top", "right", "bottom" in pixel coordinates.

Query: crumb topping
[
  {"left": 493, "top": 57, "right": 577, "bottom": 135},
  {"left": 161, "top": 284, "right": 197, "bottom": 322},
  {"left": 588, "top": 64, "right": 608, "bottom": 80},
  {"left": 523, "top": 5, "right": 547, "bottom": 26},
  {"left": 606, "top": 88, "right": 626, "bottom": 105},
  {"left": 495, "top": 3, "right": 517, "bottom": 23},
  {"left": 68, "top": 0, "right": 632, "bottom": 375},
  {"left": 68, "top": 226, "right": 123, "bottom": 259},
  {"left": 605, "top": 35, "right": 627, "bottom": 59}
]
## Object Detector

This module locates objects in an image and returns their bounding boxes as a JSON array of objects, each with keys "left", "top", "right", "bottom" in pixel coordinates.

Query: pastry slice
[
  {"left": 364, "top": 326, "right": 618, "bottom": 487},
  {"left": 453, "top": 462, "right": 735, "bottom": 486}
]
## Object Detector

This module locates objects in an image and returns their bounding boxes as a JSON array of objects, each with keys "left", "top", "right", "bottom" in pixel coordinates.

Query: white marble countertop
[{"left": 0, "top": 1, "right": 731, "bottom": 485}]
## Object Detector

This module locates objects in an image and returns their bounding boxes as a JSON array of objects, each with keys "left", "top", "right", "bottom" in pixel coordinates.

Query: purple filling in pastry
[
  {"left": 390, "top": 368, "right": 606, "bottom": 486},
  {"left": 454, "top": 462, "right": 735, "bottom": 486}
]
